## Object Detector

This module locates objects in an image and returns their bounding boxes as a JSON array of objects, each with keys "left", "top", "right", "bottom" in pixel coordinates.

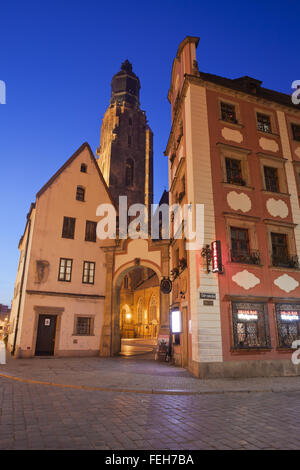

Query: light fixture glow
[{"left": 171, "top": 310, "right": 182, "bottom": 333}]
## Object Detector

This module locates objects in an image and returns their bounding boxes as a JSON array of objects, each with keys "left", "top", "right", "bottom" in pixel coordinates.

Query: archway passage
[
  {"left": 99, "top": 238, "right": 170, "bottom": 358},
  {"left": 119, "top": 267, "right": 160, "bottom": 343}
]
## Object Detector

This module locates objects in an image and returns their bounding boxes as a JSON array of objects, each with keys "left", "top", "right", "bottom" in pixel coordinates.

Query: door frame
[
  {"left": 182, "top": 306, "right": 189, "bottom": 368},
  {"left": 32, "top": 306, "right": 64, "bottom": 356},
  {"left": 35, "top": 314, "right": 57, "bottom": 356}
]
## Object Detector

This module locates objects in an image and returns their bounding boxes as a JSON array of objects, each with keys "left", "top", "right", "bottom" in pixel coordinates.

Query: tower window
[
  {"left": 129, "top": 118, "right": 132, "bottom": 126},
  {"left": 125, "top": 158, "right": 134, "bottom": 186},
  {"left": 80, "top": 163, "right": 87, "bottom": 173},
  {"left": 76, "top": 186, "right": 85, "bottom": 201},
  {"left": 128, "top": 135, "right": 132, "bottom": 146}
]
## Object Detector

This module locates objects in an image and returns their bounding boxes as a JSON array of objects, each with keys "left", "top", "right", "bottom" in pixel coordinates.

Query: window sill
[
  {"left": 275, "top": 347, "right": 296, "bottom": 352},
  {"left": 261, "top": 190, "right": 290, "bottom": 197},
  {"left": 72, "top": 334, "right": 95, "bottom": 337},
  {"left": 268, "top": 265, "right": 300, "bottom": 272},
  {"left": 257, "top": 130, "right": 279, "bottom": 138},
  {"left": 222, "top": 182, "right": 254, "bottom": 191},
  {"left": 219, "top": 119, "right": 244, "bottom": 129},
  {"left": 230, "top": 347, "right": 272, "bottom": 353},
  {"left": 229, "top": 262, "right": 263, "bottom": 268}
]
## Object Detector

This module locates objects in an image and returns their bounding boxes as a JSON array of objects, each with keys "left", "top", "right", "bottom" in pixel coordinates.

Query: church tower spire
[{"left": 96, "top": 61, "right": 153, "bottom": 211}]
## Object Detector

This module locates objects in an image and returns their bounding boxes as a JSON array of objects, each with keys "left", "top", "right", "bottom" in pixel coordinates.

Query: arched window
[
  {"left": 125, "top": 158, "right": 134, "bottom": 186},
  {"left": 149, "top": 295, "right": 157, "bottom": 323},
  {"left": 76, "top": 186, "right": 85, "bottom": 201},
  {"left": 80, "top": 163, "right": 87, "bottom": 173},
  {"left": 137, "top": 298, "right": 143, "bottom": 324}
]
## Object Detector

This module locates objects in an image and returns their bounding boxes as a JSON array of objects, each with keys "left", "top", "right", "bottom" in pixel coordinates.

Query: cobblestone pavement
[
  {"left": 1, "top": 340, "right": 300, "bottom": 450},
  {"left": 1, "top": 339, "right": 300, "bottom": 394},
  {"left": 1, "top": 377, "right": 300, "bottom": 450}
]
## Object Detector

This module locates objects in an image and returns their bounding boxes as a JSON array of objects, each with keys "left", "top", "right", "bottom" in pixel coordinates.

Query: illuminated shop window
[
  {"left": 275, "top": 304, "right": 300, "bottom": 348},
  {"left": 232, "top": 302, "right": 270, "bottom": 349}
]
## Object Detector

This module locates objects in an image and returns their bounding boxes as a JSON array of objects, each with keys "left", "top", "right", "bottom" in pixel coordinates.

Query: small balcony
[
  {"left": 272, "top": 254, "right": 299, "bottom": 269},
  {"left": 230, "top": 249, "right": 261, "bottom": 265}
]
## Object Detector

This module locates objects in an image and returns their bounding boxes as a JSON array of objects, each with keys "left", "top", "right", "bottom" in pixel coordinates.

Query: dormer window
[
  {"left": 76, "top": 186, "right": 85, "bottom": 201},
  {"left": 80, "top": 163, "right": 87, "bottom": 173}
]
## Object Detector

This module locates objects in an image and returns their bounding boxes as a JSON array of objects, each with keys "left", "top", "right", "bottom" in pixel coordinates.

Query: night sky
[{"left": 0, "top": 0, "right": 299, "bottom": 305}]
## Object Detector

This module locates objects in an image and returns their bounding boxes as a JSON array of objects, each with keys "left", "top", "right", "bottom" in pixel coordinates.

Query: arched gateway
[{"left": 99, "top": 238, "right": 170, "bottom": 356}]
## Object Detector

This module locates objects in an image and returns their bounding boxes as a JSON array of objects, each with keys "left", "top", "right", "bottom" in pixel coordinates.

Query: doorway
[{"left": 35, "top": 314, "right": 57, "bottom": 356}]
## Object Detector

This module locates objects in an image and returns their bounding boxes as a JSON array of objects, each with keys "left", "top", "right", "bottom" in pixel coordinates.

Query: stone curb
[{"left": 1, "top": 372, "right": 300, "bottom": 396}]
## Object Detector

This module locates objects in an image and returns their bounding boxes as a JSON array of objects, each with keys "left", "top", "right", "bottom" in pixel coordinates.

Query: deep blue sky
[{"left": 0, "top": 0, "right": 299, "bottom": 305}]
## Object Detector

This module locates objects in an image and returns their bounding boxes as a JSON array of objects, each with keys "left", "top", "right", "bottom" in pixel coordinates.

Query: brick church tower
[{"left": 96, "top": 60, "right": 153, "bottom": 210}]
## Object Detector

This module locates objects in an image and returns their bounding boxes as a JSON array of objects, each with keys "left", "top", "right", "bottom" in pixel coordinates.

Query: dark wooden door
[{"left": 35, "top": 314, "right": 57, "bottom": 356}]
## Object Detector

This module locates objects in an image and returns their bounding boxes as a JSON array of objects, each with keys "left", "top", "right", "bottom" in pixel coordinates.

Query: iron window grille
[
  {"left": 275, "top": 304, "right": 300, "bottom": 348},
  {"left": 232, "top": 302, "right": 271, "bottom": 350},
  {"left": 221, "top": 102, "right": 237, "bottom": 123},
  {"left": 291, "top": 124, "right": 300, "bottom": 142},
  {"left": 264, "top": 166, "right": 279, "bottom": 193},
  {"left": 85, "top": 221, "right": 97, "bottom": 242},
  {"left": 230, "top": 249, "right": 260, "bottom": 265},
  {"left": 75, "top": 317, "right": 92, "bottom": 335},
  {"left": 225, "top": 158, "right": 245, "bottom": 186},
  {"left": 58, "top": 258, "right": 72, "bottom": 282},
  {"left": 82, "top": 261, "right": 95, "bottom": 284},
  {"left": 62, "top": 217, "right": 76, "bottom": 239},
  {"left": 230, "top": 227, "right": 259, "bottom": 265},
  {"left": 271, "top": 233, "right": 299, "bottom": 268},
  {"left": 257, "top": 113, "right": 272, "bottom": 133}
]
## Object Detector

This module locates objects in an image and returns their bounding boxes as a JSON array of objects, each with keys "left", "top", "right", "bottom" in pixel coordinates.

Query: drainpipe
[{"left": 12, "top": 218, "right": 32, "bottom": 356}]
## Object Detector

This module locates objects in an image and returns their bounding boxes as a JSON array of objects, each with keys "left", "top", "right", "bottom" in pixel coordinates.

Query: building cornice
[{"left": 165, "top": 73, "right": 300, "bottom": 156}]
